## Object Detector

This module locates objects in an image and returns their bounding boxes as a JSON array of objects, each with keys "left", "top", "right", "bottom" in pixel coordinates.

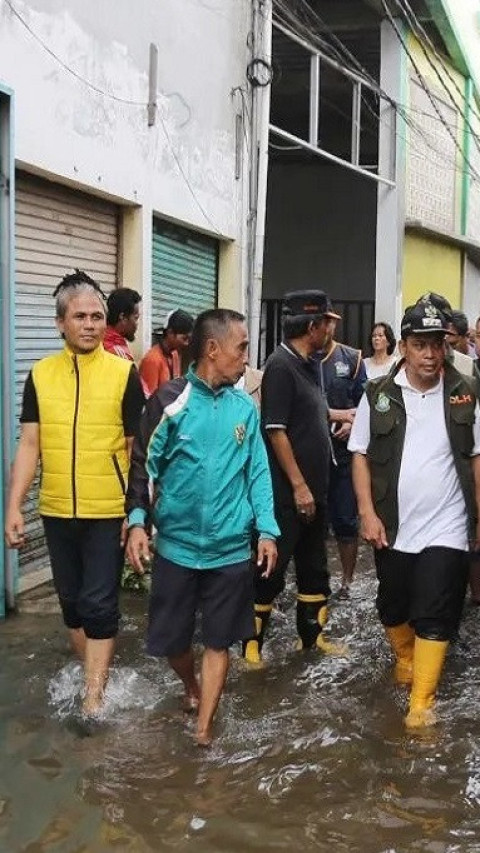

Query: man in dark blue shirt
[{"left": 318, "top": 324, "right": 367, "bottom": 599}]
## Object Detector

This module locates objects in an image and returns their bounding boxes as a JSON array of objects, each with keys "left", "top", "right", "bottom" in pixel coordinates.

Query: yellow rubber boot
[
  {"left": 242, "top": 604, "right": 273, "bottom": 667},
  {"left": 296, "top": 594, "right": 347, "bottom": 655},
  {"left": 404, "top": 637, "right": 449, "bottom": 729},
  {"left": 385, "top": 623, "right": 415, "bottom": 685}
]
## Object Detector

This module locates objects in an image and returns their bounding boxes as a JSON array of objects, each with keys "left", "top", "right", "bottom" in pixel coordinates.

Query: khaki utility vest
[{"left": 366, "top": 361, "right": 478, "bottom": 545}]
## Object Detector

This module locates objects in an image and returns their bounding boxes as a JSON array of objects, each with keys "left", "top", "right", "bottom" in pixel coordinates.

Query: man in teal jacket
[{"left": 126, "top": 309, "right": 279, "bottom": 746}]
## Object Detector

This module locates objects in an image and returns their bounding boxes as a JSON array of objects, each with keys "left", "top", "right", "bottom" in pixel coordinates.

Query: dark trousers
[
  {"left": 374, "top": 546, "right": 468, "bottom": 641},
  {"left": 43, "top": 516, "right": 124, "bottom": 640},
  {"left": 327, "top": 458, "right": 358, "bottom": 543},
  {"left": 254, "top": 503, "right": 330, "bottom": 605}
]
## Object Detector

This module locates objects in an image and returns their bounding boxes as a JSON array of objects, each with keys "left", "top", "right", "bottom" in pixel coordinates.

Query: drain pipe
[{"left": 247, "top": 0, "right": 272, "bottom": 368}]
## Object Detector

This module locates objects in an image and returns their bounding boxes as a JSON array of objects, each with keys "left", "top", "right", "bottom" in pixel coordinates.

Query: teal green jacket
[{"left": 126, "top": 367, "right": 279, "bottom": 568}]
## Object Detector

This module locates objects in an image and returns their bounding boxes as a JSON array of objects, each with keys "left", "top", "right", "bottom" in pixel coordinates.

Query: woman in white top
[{"left": 364, "top": 322, "right": 397, "bottom": 380}]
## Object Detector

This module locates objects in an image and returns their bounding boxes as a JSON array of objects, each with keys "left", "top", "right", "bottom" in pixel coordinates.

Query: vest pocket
[
  {"left": 451, "top": 408, "right": 475, "bottom": 455},
  {"left": 112, "top": 453, "right": 126, "bottom": 494}
]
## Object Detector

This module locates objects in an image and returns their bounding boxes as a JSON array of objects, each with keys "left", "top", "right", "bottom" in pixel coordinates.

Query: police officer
[{"left": 318, "top": 320, "right": 367, "bottom": 598}]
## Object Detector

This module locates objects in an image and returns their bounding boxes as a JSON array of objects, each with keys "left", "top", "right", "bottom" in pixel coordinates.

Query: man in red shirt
[
  {"left": 103, "top": 288, "right": 142, "bottom": 361},
  {"left": 140, "top": 309, "right": 194, "bottom": 395}
]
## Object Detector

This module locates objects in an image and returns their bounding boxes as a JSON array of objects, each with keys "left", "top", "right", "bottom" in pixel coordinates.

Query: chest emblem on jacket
[
  {"left": 334, "top": 362, "right": 350, "bottom": 377},
  {"left": 234, "top": 423, "right": 246, "bottom": 445},
  {"left": 375, "top": 392, "right": 391, "bottom": 413}
]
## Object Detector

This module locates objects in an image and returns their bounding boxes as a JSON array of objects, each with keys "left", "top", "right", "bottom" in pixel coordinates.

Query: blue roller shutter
[{"left": 151, "top": 219, "right": 218, "bottom": 329}]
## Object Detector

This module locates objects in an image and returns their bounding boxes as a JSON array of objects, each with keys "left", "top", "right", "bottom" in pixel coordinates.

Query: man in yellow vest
[{"left": 4, "top": 270, "right": 145, "bottom": 717}]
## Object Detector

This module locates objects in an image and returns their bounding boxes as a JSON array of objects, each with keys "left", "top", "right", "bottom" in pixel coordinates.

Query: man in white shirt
[{"left": 349, "top": 301, "right": 480, "bottom": 729}]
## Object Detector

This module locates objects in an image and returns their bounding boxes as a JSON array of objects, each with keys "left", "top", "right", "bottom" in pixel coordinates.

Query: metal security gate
[
  {"left": 15, "top": 173, "right": 119, "bottom": 584},
  {"left": 259, "top": 298, "right": 375, "bottom": 366},
  {"left": 151, "top": 219, "right": 218, "bottom": 330}
]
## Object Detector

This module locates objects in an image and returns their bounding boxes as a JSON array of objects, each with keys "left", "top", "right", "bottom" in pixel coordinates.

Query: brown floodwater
[{"left": 1, "top": 544, "right": 480, "bottom": 853}]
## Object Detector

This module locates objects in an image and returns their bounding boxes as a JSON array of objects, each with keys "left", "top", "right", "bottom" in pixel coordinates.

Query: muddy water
[{"left": 2, "top": 545, "right": 480, "bottom": 852}]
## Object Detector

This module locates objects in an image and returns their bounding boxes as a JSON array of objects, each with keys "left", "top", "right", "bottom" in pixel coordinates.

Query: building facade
[
  {"left": 260, "top": 0, "right": 480, "bottom": 352},
  {"left": 0, "top": 0, "right": 257, "bottom": 608}
]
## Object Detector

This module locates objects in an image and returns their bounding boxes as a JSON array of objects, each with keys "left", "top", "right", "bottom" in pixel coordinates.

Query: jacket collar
[
  {"left": 104, "top": 327, "right": 129, "bottom": 349},
  {"left": 62, "top": 343, "right": 105, "bottom": 366},
  {"left": 385, "top": 356, "right": 466, "bottom": 397},
  {"left": 187, "top": 365, "right": 229, "bottom": 397}
]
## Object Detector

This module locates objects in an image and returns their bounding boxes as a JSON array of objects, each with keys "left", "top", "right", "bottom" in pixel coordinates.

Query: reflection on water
[{"left": 1, "top": 545, "right": 480, "bottom": 852}]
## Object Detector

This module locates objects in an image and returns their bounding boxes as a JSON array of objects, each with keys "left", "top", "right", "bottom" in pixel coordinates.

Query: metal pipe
[
  {"left": 248, "top": 0, "right": 273, "bottom": 368},
  {"left": 269, "top": 123, "right": 396, "bottom": 186},
  {"left": 147, "top": 43, "right": 158, "bottom": 127},
  {"left": 351, "top": 81, "right": 362, "bottom": 166},
  {"left": 309, "top": 54, "right": 320, "bottom": 146}
]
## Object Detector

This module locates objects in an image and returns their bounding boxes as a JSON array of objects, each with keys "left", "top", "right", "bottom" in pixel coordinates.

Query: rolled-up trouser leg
[{"left": 78, "top": 518, "right": 125, "bottom": 640}]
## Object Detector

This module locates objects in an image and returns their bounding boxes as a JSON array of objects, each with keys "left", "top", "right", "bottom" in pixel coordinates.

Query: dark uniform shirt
[
  {"left": 261, "top": 342, "right": 331, "bottom": 506},
  {"left": 318, "top": 341, "right": 366, "bottom": 465}
]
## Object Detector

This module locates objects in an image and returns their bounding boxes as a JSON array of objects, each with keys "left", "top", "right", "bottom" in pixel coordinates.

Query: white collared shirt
[{"left": 348, "top": 367, "right": 480, "bottom": 552}]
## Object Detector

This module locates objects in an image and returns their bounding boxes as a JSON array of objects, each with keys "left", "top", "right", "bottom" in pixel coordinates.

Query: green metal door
[{"left": 151, "top": 219, "right": 218, "bottom": 330}]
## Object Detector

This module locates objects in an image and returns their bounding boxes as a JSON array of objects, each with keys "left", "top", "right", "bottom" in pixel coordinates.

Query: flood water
[{"left": 2, "top": 544, "right": 480, "bottom": 852}]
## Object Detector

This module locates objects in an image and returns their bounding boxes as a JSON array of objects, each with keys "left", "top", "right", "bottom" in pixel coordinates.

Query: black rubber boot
[
  {"left": 242, "top": 603, "right": 273, "bottom": 665},
  {"left": 296, "top": 594, "right": 347, "bottom": 654}
]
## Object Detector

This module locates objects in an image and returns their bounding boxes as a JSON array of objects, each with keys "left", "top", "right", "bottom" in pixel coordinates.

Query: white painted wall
[
  {"left": 0, "top": 0, "right": 251, "bottom": 346},
  {"left": 443, "top": 0, "right": 480, "bottom": 96},
  {"left": 263, "top": 161, "right": 377, "bottom": 302}
]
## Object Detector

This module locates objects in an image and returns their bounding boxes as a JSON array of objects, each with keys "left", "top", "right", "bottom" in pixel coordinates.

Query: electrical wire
[
  {"left": 390, "top": 0, "right": 480, "bottom": 157},
  {"left": 395, "top": 0, "right": 480, "bottom": 124},
  {"left": 157, "top": 110, "right": 223, "bottom": 237},
  {"left": 271, "top": 0, "right": 480, "bottom": 184},
  {"left": 5, "top": 0, "right": 226, "bottom": 233},
  {"left": 4, "top": 0, "right": 148, "bottom": 107},
  {"left": 380, "top": 0, "right": 480, "bottom": 181}
]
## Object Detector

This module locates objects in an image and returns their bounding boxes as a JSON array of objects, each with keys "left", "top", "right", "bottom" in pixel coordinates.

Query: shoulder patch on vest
[{"left": 450, "top": 393, "right": 473, "bottom": 405}]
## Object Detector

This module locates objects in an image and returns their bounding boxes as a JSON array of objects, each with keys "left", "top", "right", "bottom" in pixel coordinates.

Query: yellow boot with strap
[
  {"left": 296, "top": 593, "right": 348, "bottom": 655},
  {"left": 404, "top": 637, "right": 449, "bottom": 729},
  {"left": 242, "top": 603, "right": 273, "bottom": 666},
  {"left": 385, "top": 623, "right": 415, "bottom": 685}
]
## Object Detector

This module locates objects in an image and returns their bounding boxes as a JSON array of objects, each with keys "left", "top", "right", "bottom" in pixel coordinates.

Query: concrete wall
[
  {"left": 262, "top": 161, "right": 377, "bottom": 302},
  {"left": 442, "top": 0, "right": 480, "bottom": 97},
  {"left": 402, "top": 231, "right": 462, "bottom": 308},
  {"left": 0, "top": 0, "right": 250, "bottom": 348}
]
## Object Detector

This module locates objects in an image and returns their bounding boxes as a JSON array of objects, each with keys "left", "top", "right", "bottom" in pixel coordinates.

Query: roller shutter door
[
  {"left": 15, "top": 173, "right": 119, "bottom": 581},
  {"left": 151, "top": 219, "right": 218, "bottom": 329}
]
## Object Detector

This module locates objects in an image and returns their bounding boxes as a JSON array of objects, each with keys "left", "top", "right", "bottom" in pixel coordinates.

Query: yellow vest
[{"left": 32, "top": 345, "right": 132, "bottom": 518}]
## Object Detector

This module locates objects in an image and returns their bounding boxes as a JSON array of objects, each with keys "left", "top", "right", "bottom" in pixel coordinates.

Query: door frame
[{"left": 0, "top": 84, "right": 17, "bottom": 614}]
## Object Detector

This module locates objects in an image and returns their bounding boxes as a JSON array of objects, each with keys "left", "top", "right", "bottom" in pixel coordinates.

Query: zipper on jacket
[
  {"left": 198, "top": 396, "right": 218, "bottom": 566},
  {"left": 71, "top": 355, "right": 80, "bottom": 517},
  {"left": 112, "top": 453, "right": 126, "bottom": 494}
]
